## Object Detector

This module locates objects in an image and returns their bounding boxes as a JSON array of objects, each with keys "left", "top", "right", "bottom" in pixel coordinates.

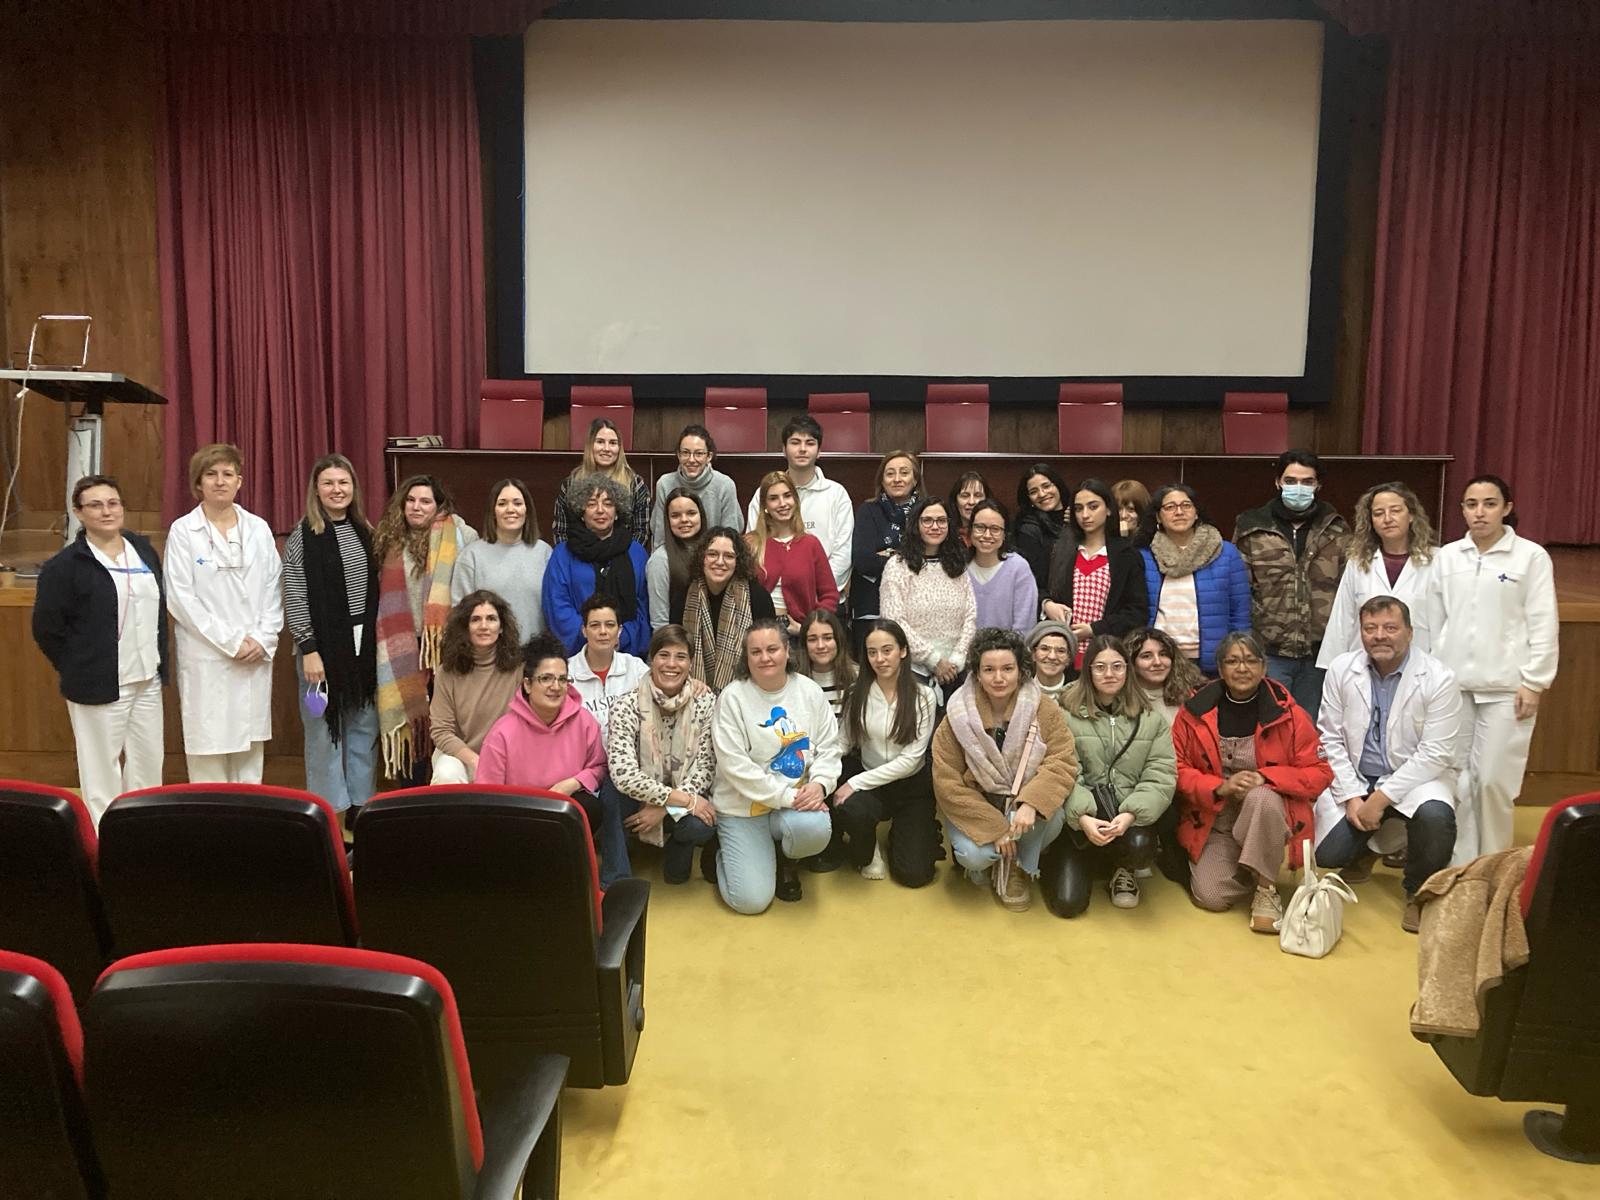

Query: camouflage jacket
[{"left": 1232, "top": 501, "right": 1348, "bottom": 658}]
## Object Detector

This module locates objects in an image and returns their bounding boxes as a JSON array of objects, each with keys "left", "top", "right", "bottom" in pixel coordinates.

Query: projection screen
[{"left": 524, "top": 19, "right": 1325, "bottom": 378}]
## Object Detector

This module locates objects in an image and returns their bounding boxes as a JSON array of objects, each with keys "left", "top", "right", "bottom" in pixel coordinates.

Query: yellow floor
[{"left": 560, "top": 808, "right": 1593, "bottom": 1199}]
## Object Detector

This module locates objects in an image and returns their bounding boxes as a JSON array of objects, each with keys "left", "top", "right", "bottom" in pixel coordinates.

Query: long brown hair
[
  {"left": 796, "top": 608, "right": 857, "bottom": 694},
  {"left": 661, "top": 486, "right": 708, "bottom": 599},
  {"left": 1121, "top": 627, "right": 1203, "bottom": 708},
  {"left": 482, "top": 477, "right": 542, "bottom": 545},
  {"left": 303, "top": 453, "right": 370, "bottom": 535},
  {"left": 844, "top": 618, "right": 921, "bottom": 747},
  {"left": 374, "top": 474, "right": 457, "bottom": 575},
  {"left": 439, "top": 590, "right": 522, "bottom": 675},
  {"left": 1061, "top": 634, "right": 1148, "bottom": 721}
]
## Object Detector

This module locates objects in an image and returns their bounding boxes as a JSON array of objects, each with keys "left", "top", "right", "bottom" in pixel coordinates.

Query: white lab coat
[
  {"left": 165, "top": 504, "right": 284, "bottom": 755},
  {"left": 1433, "top": 528, "right": 1559, "bottom": 695},
  {"left": 1316, "top": 553, "right": 1444, "bottom": 668},
  {"left": 1313, "top": 647, "right": 1461, "bottom": 846}
]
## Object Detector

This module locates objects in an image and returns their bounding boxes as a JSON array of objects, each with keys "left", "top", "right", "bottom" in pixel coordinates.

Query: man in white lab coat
[
  {"left": 1312, "top": 595, "right": 1460, "bottom": 933},
  {"left": 164, "top": 444, "right": 284, "bottom": 783}
]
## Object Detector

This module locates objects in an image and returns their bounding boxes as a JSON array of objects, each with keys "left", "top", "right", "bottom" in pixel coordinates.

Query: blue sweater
[
  {"left": 1140, "top": 541, "right": 1252, "bottom": 673},
  {"left": 542, "top": 541, "right": 651, "bottom": 656}
]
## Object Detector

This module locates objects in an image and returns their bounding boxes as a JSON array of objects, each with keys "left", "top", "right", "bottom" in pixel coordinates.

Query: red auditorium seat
[
  {"left": 925, "top": 383, "right": 990, "bottom": 452},
  {"left": 355, "top": 785, "right": 649, "bottom": 1092},
  {"left": 1427, "top": 794, "right": 1600, "bottom": 1163},
  {"left": 704, "top": 386, "right": 768, "bottom": 452},
  {"left": 1222, "top": 391, "right": 1290, "bottom": 455},
  {"left": 0, "top": 950, "right": 101, "bottom": 1199},
  {"left": 0, "top": 780, "right": 110, "bottom": 1003},
  {"left": 84, "top": 944, "right": 567, "bottom": 1199},
  {"left": 808, "top": 391, "right": 872, "bottom": 453},
  {"left": 1057, "top": 382, "right": 1124, "bottom": 453},
  {"left": 97, "top": 783, "right": 357, "bottom": 955},
  {"left": 570, "top": 385, "right": 634, "bottom": 450},
  {"left": 478, "top": 379, "right": 544, "bottom": 450}
]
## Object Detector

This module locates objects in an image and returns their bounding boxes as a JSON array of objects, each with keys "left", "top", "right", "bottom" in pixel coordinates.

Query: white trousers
[
  {"left": 186, "top": 743, "right": 266, "bottom": 785},
  {"left": 66, "top": 676, "right": 165, "bottom": 825},
  {"left": 1452, "top": 692, "right": 1536, "bottom": 866},
  {"left": 429, "top": 748, "right": 474, "bottom": 785}
]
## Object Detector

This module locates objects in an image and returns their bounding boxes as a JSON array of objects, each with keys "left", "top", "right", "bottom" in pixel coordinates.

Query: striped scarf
[
  {"left": 684, "top": 578, "right": 754, "bottom": 692},
  {"left": 375, "top": 516, "right": 459, "bottom": 776}
]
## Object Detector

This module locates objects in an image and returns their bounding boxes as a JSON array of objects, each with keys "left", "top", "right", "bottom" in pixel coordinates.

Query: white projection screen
[{"left": 523, "top": 19, "right": 1325, "bottom": 377}]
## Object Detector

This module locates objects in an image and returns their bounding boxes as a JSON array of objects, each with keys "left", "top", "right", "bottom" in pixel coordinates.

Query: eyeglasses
[
  {"left": 1160, "top": 501, "right": 1196, "bottom": 514},
  {"left": 970, "top": 523, "right": 1005, "bottom": 536},
  {"left": 532, "top": 674, "right": 572, "bottom": 687},
  {"left": 677, "top": 449, "right": 709, "bottom": 461},
  {"left": 919, "top": 515, "right": 949, "bottom": 527},
  {"left": 705, "top": 551, "right": 737, "bottom": 563},
  {"left": 1091, "top": 662, "right": 1128, "bottom": 675},
  {"left": 78, "top": 499, "right": 124, "bottom": 513},
  {"left": 1219, "top": 656, "right": 1262, "bottom": 669}
]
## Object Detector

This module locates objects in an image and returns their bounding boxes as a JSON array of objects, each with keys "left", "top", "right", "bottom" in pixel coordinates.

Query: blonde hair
[
  {"left": 746, "top": 470, "right": 805, "bottom": 565},
  {"left": 303, "top": 454, "right": 369, "bottom": 535},
  {"left": 574, "top": 417, "right": 637, "bottom": 490},
  {"left": 189, "top": 443, "right": 244, "bottom": 497},
  {"left": 1346, "top": 481, "right": 1438, "bottom": 569}
]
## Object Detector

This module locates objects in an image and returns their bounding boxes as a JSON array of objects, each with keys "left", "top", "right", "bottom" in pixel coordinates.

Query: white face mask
[{"left": 1280, "top": 483, "right": 1316, "bottom": 512}]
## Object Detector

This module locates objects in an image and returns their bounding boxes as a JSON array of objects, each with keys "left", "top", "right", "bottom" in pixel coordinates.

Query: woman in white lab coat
[
  {"left": 165, "top": 444, "right": 284, "bottom": 783},
  {"left": 1317, "top": 481, "right": 1444, "bottom": 668}
]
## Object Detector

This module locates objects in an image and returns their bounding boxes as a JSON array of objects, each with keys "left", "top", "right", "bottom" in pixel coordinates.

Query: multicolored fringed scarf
[
  {"left": 375, "top": 516, "right": 459, "bottom": 776},
  {"left": 684, "top": 578, "right": 754, "bottom": 692}
]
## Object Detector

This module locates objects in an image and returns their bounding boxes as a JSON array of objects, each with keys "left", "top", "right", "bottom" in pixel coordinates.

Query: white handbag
[{"left": 1279, "top": 837, "right": 1358, "bottom": 958}]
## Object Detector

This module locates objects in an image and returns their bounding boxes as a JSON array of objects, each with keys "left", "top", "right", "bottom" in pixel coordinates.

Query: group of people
[{"left": 33, "top": 424, "right": 1559, "bottom": 927}]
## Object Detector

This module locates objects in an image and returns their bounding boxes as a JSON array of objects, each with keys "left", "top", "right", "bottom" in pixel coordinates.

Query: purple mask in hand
[{"left": 303, "top": 681, "right": 329, "bottom": 718}]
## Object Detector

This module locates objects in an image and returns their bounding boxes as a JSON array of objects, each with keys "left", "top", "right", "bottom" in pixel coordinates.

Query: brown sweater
[
  {"left": 429, "top": 656, "right": 521, "bottom": 758},
  {"left": 931, "top": 690, "right": 1079, "bottom": 845}
]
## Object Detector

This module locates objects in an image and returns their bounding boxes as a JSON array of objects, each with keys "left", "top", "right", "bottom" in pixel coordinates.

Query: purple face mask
[{"left": 303, "top": 681, "right": 329, "bottom": 718}]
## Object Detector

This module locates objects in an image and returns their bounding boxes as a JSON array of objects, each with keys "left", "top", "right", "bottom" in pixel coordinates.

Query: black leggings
[
  {"left": 1043, "top": 825, "right": 1158, "bottom": 918},
  {"left": 829, "top": 758, "right": 941, "bottom": 887}
]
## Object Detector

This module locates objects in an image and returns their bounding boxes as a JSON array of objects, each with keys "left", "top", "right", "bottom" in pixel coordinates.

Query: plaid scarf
[
  {"left": 375, "top": 516, "right": 459, "bottom": 776},
  {"left": 684, "top": 578, "right": 754, "bottom": 691}
]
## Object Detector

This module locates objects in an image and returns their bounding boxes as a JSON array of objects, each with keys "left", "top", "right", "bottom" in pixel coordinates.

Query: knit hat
[{"left": 1025, "top": 619, "right": 1077, "bottom": 663}]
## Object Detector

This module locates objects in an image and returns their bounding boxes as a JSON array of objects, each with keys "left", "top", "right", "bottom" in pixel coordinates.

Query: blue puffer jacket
[{"left": 1140, "top": 540, "right": 1252, "bottom": 673}]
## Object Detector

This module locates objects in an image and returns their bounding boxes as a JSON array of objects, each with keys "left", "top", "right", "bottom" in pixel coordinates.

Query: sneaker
[
  {"left": 1109, "top": 867, "right": 1140, "bottom": 909},
  {"left": 859, "top": 843, "right": 887, "bottom": 881},
  {"left": 1336, "top": 849, "right": 1380, "bottom": 885},
  {"left": 997, "top": 864, "right": 1032, "bottom": 912},
  {"left": 1401, "top": 897, "right": 1422, "bottom": 934},
  {"left": 1133, "top": 866, "right": 1153, "bottom": 879},
  {"left": 1250, "top": 885, "right": 1284, "bottom": 934},
  {"left": 1382, "top": 849, "right": 1409, "bottom": 871}
]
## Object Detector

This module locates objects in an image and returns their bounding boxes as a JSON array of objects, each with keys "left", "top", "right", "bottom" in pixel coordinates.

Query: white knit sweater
[{"left": 878, "top": 555, "right": 978, "bottom": 673}]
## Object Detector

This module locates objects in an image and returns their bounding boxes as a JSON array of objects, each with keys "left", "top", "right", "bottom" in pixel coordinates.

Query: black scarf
[
  {"left": 874, "top": 491, "right": 917, "bottom": 550},
  {"left": 1270, "top": 495, "right": 1327, "bottom": 559},
  {"left": 566, "top": 523, "right": 639, "bottom": 622},
  {"left": 300, "top": 517, "right": 378, "bottom": 743}
]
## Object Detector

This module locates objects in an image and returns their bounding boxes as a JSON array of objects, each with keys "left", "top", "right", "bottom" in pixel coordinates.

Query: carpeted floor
[{"left": 558, "top": 807, "right": 1592, "bottom": 1199}]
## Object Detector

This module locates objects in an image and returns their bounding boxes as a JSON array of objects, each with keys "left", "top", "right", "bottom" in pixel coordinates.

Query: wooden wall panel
[{"left": 0, "top": 28, "right": 164, "bottom": 522}]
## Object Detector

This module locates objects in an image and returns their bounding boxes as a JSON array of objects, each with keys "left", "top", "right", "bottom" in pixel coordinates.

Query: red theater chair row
[
  {"left": 0, "top": 945, "right": 567, "bottom": 1200},
  {"left": 0, "top": 779, "right": 648, "bottom": 1092}
]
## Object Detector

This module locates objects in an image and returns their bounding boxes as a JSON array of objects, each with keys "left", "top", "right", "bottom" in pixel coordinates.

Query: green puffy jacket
[{"left": 1058, "top": 702, "right": 1177, "bottom": 844}]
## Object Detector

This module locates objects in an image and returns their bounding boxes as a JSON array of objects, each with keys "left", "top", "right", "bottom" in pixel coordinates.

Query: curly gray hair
[
  {"left": 965, "top": 626, "right": 1034, "bottom": 678},
  {"left": 563, "top": 471, "right": 632, "bottom": 523}
]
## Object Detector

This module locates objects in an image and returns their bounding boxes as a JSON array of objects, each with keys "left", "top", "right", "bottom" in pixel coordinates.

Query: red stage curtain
[
  {"left": 158, "top": 36, "right": 484, "bottom": 529},
  {"left": 1317, "top": 1, "right": 1600, "bottom": 38},
  {"left": 1360, "top": 37, "right": 1600, "bottom": 543},
  {"left": 136, "top": 1, "right": 551, "bottom": 36}
]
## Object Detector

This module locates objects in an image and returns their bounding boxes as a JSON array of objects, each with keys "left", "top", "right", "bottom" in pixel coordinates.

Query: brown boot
[
  {"left": 1250, "top": 885, "right": 1284, "bottom": 934},
  {"left": 1401, "top": 897, "right": 1422, "bottom": 934},
  {"left": 1337, "top": 849, "right": 1380, "bottom": 885},
  {"left": 997, "top": 863, "right": 1033, "bottom": 912}
]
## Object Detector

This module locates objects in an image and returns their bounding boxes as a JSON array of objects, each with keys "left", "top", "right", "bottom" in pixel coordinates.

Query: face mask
[
  {"left": 303, "top": 681, "right": 329, "bottom": 718},
  {"left": 1280, "top": 483, "right": 1316, "bottom": 512}
]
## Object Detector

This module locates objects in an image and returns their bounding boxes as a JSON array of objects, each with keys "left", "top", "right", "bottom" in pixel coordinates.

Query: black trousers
[
  {"left": 1044, "top": 824, "right": 1158, "bottom": 918},
  {"left": 828, "top": 756, "right": 941, "bottom": 887}
]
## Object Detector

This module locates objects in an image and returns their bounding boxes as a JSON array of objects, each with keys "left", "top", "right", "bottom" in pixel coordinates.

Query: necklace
[{"left": 1224, "top": 686, "right": 1261, "bottom": 705}]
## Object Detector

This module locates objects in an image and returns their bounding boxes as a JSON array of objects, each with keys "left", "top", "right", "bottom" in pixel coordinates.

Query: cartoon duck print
[{"left": 759, "top": 705, "right": 811, "bottom": 780}]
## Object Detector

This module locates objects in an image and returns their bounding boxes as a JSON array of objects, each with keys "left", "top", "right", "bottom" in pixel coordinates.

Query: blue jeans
[
  {"left": 598, "top": 780, "right": 716, "bottom": 886},
  {"left": 715, "top": 808, "right": 832, "bottom": 915},
  {"left": 297, "top": 656, "right": 377, "bottom": 814},
  {"left": 1267, "top": 654, "right": 1325, "bottom": 720},
  {"left": 948, "top": 807, "right": 1066, "bottom": 883},
  {"left": 1314, "top": 799, "right": 1456, "bottom": 895}
]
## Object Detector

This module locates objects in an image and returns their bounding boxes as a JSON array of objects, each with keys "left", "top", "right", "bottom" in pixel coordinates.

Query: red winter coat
[{"left": 1172, "top": 677, "right": 1332, "bottom": 870}]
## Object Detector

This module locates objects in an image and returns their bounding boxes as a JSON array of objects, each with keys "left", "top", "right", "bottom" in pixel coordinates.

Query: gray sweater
[
  {"left": 450, "top": 538, "right": 552, "bottom": 645},
  {"left": 651, "top": 467, "right": 743, "bottom": 547}
]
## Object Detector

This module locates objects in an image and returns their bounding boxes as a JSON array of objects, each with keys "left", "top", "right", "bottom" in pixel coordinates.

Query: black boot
[
  {"left": 700, "top": 837, "right": 719, "bottom": 885},
  {"left": 775, "top": 850, "right": 803, "bottom": 902}
]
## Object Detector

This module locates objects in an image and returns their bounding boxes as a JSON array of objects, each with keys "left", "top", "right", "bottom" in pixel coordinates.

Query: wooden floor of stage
[{"left": 2, "top": 547, "right": 1599, "bottom": 801}]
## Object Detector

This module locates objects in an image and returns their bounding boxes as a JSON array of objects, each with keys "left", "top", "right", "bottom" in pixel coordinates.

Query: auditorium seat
[
  {"left": 97, "top": 784, "right": 357, "bottom": 956},
  {"left": 925, "top": 383, "right": 990, "bottom": 451},
  {"left": 355, "top": 785, "right": 649, "bottom": 1092},
  {"left": 1222, "top": 391, "right": 1290, "bottom": 455},
  {"left": 569, "top": 385, "right": 634, "bottom": 450},
  {"left": 0, "top": 950, "right": 102, "bottom": 1200},
  {"left": 704, "top": 386, "right": 768, "bottom": 452},
  {"left": 1425, "top": 794, "right": 1600, "bottom": 1163},
  {"left": 479, "top": 379, "right": 545, "bottom": 450},
  {"left": 808, "top": 391, "right": 872, "bottom": 452},
  {"left": 1057, "top": 382, "right": 1124, "bottom": 453},
  {"left": 84, "top": 944, "right": 567, "bottom": 1199},
  {"left": 0, "top": 780, "right": 110, "bottom": 1003}
]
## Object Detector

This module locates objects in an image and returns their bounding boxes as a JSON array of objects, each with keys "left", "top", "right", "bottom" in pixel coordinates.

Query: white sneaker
[
  {"left": 1109, "top": 867, "right": 1140, "bottom": 909},
  {"left": 860, "top": 843, "right": 887, "bottom": 880}
]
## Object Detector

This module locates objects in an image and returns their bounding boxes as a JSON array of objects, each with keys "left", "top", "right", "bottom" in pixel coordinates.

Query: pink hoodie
[{"left": 476, "top": 686, "right": 607, "bottom": 794}]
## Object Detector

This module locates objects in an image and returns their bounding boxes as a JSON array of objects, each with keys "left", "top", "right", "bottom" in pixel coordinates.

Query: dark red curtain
[
  {"left": 1359, "top": 36, "right": 1600, "bottom": 543},
  {"left": 158, "top": 35, "right": 485, "bottom": 530}
]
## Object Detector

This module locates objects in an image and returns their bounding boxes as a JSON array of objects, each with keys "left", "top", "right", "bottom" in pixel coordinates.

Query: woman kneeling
[
  {"left": 711, "top": 619, "right": 842, "bottom": 913},
  {"left": 1172, "top": 631, "right": 1332, "bottom": 933},
  {"left": 1043, "top": 635, "right": 1175, "bottom": 917},
  {"left": 932, "top": 628, "right": 1078, "bottom": 912},
  {"left": 429, "top": 590, "right": 522, "bottom": 784}
]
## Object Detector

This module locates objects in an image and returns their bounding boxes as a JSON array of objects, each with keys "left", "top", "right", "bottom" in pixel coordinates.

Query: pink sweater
[
  {"left": 476, "top": 687, "right": 607, "bottom": 794},
  {"left": 753, "top": 533, "right": 839, "bottom": 619}
]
